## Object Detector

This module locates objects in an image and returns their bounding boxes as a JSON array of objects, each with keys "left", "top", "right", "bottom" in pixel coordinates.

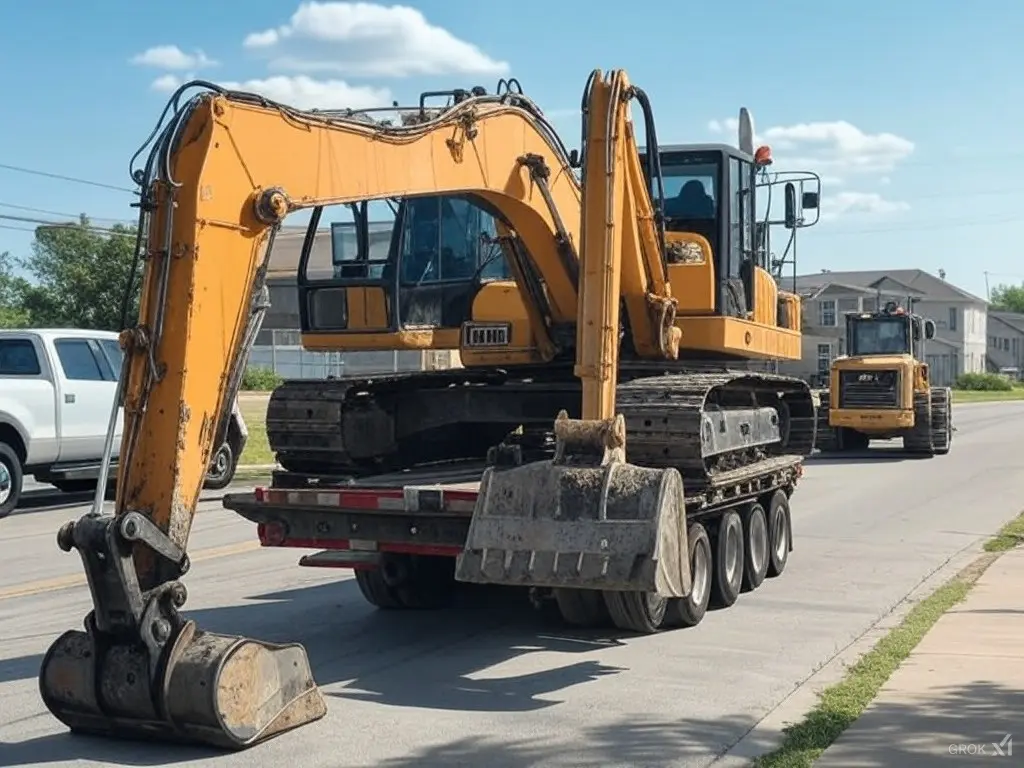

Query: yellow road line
[{"left": 0, "top": 540, "right": 261, "bottom": 601}]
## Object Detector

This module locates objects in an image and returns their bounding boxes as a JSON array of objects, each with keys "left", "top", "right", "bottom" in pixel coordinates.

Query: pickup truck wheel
[
  {"left": 203, "top": 442, "right": 236, "bottom": 491},
  {"left": 0, "top": 442, "right": 23, "bottom": 520}
]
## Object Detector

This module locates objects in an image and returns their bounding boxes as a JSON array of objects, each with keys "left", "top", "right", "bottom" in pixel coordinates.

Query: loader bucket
[
  {"left": 455, "top": 412, "right": 691, "bottom": 597},
  {"left": 39, "top": 619, "right": 327, "bottom": 749}
]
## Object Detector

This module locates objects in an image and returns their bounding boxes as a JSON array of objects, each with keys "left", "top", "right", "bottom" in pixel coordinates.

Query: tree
[
  {"left": 17, "top": 215, "right": 139, "bottom": 331},
  {"left": 0, "top": 251, "right": 31, "bottom": 328},
  {"left": 990, "top": 283, "right": 1024, "bottom": 314}
]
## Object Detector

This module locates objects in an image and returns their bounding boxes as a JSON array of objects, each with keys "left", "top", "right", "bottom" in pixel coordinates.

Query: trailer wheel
[
  {"left": 664, "top": 522, "right": 712, "bottom": 628},
  {"left": 766, "top": 490, "right": 792, "bottom": 578},
  {"left": 603, "top": 589, "right": 667, "bottom": 635},
  {"left": 553, "top": 588, "right": 611, "bottom": 628},
  {"left": 710, "top": 510, "right": 744, "bottom": 609},
  {"left": 356, "top": 554, "right": 456, "bottom": 610},
  {"left": 741, "top": 502, "right": 770, "bottom": 592},
  {"left": 354, "top": 569, "right": 405, "bottom": 609}
]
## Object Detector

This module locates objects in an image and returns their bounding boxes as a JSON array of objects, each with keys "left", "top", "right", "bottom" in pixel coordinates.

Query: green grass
[
  {"left": 238, "top": 395, "right": 274, "bottom": 467},
  {"left": 984, "top": 513, "right": 1024, "bottom": 553},
  {"left": 951, "top": 389, "right": 1024, "bottom": 403},
  {"left": 752, "top": 510, "right": 1024, "bottom": 768}
]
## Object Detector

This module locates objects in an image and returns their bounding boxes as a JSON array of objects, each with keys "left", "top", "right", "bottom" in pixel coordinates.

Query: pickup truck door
[{"left": 51, "top": 337, "right": 120, "bottom": 463}]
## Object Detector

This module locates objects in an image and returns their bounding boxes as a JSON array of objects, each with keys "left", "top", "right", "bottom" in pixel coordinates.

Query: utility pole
[{"left": 984, "top": 271, "right": 991, "bottom": 301}]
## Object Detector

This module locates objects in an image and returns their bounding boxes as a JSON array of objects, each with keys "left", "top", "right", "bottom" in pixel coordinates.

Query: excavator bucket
[
  {"left": 38, "top": 511, "right": 327, "bottom": 749},
  {"left": 455, "top": 412, "right": 691, "bottom": 597}
]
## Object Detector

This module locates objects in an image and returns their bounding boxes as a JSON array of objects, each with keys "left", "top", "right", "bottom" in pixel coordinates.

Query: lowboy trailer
[{"left": 221, "top": 454, "right": 802, "bottom": 633}]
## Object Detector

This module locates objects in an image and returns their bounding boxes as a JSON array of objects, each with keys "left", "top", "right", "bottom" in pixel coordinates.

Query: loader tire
[
  {"left": 664, "top": 522, "right": 713, "bottom": 629},
  {"left": 766, "top": 490, "right": 792, "bottom": 578},
  {"left": 553, "top": 588, "right": 611, "bottom": 628},
  {"left": 710, "top": 510, "right": 744, "bottom": 609},
  {"left": 603, "top": 590, "right": 668, "bottom": 635},
  {"left": 931, "top": 386, "right": 952, "bottom": 455},
  {"left": 741, "top": 502, "right": 770, "bottom": 592}
]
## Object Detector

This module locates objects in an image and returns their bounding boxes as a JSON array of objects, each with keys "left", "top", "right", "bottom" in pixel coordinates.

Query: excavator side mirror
[
  {"left": 784, "top": 183, "right": 798, "bottom": 229},
  {"left": 569, "top": 149, "right": 581, "bottom": 168},
  {"left": 924, "top": 319, "right": 936, "bottom": 340},
  {"left": 802, "top": 192, "right": 819, "bottom": 210}
]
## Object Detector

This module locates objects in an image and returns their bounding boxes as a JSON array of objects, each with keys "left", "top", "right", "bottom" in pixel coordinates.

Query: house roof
[
  {"left": 794, "top": 269, "right": 986, "bottom": 304},
  {"left": 990, "top": 310, "right": 1024, "bottom": 335}
]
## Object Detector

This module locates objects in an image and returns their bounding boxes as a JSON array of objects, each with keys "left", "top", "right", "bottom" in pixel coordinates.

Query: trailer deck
[{"left": 221, "top": 454, "right": 803, "bottom": 571}]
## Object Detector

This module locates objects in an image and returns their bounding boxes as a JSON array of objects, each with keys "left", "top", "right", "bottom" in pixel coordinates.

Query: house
[
  {"left": 781, "top": 269, "right": 988, "bottom": 387},
  {"left": 987, "top": 311, "right": 1024, "bottom": 378}
]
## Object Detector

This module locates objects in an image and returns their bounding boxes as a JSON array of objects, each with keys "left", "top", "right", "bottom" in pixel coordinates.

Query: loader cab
[
  {"left": 295, "top": 195, "right": 516, "bottom": 350},
  {"left": 846, "top": 302, "right": 936, "bottom": 361}
]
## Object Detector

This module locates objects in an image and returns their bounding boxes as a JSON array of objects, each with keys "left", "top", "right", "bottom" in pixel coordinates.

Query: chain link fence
[{"left": 247, "top": 328, "right": 459, "bottom": 379}]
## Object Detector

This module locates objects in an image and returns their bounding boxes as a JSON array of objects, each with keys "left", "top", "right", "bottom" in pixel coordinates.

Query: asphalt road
[{"left": 2, "top": 401, "right": 1022, "bottom": 768}]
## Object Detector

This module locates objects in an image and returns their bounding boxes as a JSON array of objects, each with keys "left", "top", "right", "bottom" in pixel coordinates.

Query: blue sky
[{"left": 0, "top": 0, "right": 1021, "bottom": 301}]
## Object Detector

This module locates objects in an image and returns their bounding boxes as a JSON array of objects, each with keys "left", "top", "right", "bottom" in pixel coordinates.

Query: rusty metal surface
[{"left": 39, "top": 620, "right": 326, "bottom": 749}]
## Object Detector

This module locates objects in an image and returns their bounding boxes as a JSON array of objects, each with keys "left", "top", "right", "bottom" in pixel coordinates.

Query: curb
[{"left": 711, "top": 540, "right": 997, "bottom": 767}]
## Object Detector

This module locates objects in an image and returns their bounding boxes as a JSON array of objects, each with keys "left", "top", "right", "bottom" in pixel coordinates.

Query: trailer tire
[
  {"left": 356, "top": 554, "right": 457, "bottom": 610},
  {"left": 553, "top": 588, "right": 610, "bottom": 628},
  {"left": 766, "top": 490, "right": 792, "bottom": 578},
  {"left": 741, "top": 503, "right": 769, "bottom": 593},
  {"left": 710, "top": 510, "right": 744, "bottom": 609},
  {"left": 0, "top": 442, "right": 22, "bottom": 520},
  {"left": 664, "top": 522, "right": 712, "bottom": 629},
  {"left": 354, "top": 569, "right": 405, "bottom": 609},
  {"left": 603, "top": 590, "right": 668, "bottom": 635}
]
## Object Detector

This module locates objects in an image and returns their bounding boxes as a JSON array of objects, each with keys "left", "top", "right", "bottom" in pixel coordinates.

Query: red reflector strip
[{"left": 254, "top": 486, "right": 478, "bottom": 514}]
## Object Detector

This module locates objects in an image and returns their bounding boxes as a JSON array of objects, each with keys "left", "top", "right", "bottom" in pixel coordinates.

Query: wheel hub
[
  {"left": 724, "top": 527, "right": 740, "bottom": 582},
  {"left": 750, "top": 514, "right": 767, "bottom": 573},
  {"left": 691, "top": 545, "right": 709, "bottom": 605},
  {"left": 0, "top": 463, "right": 10, "bottom": 506}
]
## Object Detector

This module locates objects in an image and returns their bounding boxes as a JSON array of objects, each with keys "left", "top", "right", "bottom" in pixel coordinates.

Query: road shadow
[
  {"left": 810, "top": 680, "right": 1023, "bottom": 765},
  {"left": 2, "top": 578, "right": 661, "bottom": 765},
  {"left": 807, "top": 446, "right": 924, "bottom": 466}
]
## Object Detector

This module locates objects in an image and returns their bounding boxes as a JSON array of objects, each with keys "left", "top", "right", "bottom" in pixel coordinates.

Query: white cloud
[
  {"left": 131, "top": 45, "right": 217, "bottom": 70},
  {"left": 242, "top": 1, "right": 510, "bottom": 78},
  {"left": 823, "top": 191, "right": 910, "bottom": 220},
  {"left": 150, "top": 73, "right": 392, "bottom": 110},
  {"left": 707, "top": 116, "right": 914, "bottom": 179}
]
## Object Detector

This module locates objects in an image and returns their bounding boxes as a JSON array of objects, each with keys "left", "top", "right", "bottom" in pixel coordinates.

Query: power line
[
  {"left": 0, "top": 201, "right": 132, "bottom": 224},
  {"left": 0, "top": 216, "right": 136, "bottom": 238},
  {"left": 0, "top": 162, "right": 135, "bottom": 194},
  {"left": 819, "top": 214, "right": 1022, "bottom": 237}
]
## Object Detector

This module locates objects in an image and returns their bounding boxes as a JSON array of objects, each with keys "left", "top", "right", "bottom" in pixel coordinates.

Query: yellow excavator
[
  {"left": 39, "top": 70, "right": 819, "bottom": 750},
  {"left": 815, "top": 300, "right": 953, "bottom": 455}
]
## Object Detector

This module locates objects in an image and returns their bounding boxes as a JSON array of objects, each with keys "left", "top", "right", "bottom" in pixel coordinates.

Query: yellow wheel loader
[
  {"left": 39, "top": 70, "right": 820, "bottom": 751},
  {"left": 815, "top": 301, "right": 953, "bottom": 456}
]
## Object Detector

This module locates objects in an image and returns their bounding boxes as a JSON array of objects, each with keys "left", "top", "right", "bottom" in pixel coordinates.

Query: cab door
[{"left": 297, "top": 196, "right": 511, "bottom": 350}]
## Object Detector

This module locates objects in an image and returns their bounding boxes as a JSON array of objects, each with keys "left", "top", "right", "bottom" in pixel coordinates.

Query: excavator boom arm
[{"left": 38, "top": 83, "right": 595, "bottom": 751}]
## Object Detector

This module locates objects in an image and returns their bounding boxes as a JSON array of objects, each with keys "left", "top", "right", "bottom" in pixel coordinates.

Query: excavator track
[{"left": 267, "top": 368, "right": 815, "bottom": 490}]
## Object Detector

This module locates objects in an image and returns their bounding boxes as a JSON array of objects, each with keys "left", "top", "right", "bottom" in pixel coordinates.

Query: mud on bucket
[
  {"left": 455, "top": 441, "right": 691, "bottom": 596},
  {"left": 39, "top": 619, "right": 327, "bottom": 749}
]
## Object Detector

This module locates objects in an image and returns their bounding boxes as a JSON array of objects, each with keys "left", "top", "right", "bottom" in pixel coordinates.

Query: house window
[
  {"left": 1014, "top": 338, "right": 1019, "bottom": 359},
  {"left": 1004, "top": 337, "right": 1011, "bottom": 351},
  {"left": 819, "top": 299, "right": 836, "bottom": 327},
  {"left": 948, "top": 307, "right": 957, "bottom": 332},
  {"left": 816, "top": 343, "right": 832, "bottom": 374}
]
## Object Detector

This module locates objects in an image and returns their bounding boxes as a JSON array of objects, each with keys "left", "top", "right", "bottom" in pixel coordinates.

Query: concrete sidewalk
[{"left": 816, "top": 548, "right": 1024, "bottom": 766}]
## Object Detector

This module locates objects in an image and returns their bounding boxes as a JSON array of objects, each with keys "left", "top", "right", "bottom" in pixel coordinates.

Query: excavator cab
[
  {"left": 637, "top": 140, "right": 820, "bottom": 360},
  {"left": 296, "top": 195, "right": 523, "bottom": 355}
]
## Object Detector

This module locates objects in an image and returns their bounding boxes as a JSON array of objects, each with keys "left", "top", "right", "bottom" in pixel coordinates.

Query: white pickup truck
[{"left": 0, "top": 328, "right": 249, "bottom": 518}]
